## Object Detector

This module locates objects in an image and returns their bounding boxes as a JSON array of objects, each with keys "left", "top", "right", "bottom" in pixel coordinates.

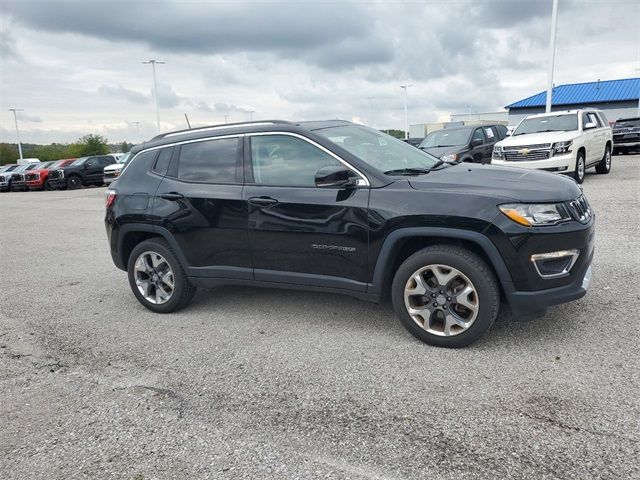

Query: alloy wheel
[
  {"left": 133, "top": 251, "right": 175, "bottom": 304},
  {"left": 403, "top": 264, "right": 479, "bottom": 337},
  {"left": 577, "top": 156, "right": 585, "bottom": 181},
  {"left": 605, "top": 150, "right": 611, "bottom": 169}
]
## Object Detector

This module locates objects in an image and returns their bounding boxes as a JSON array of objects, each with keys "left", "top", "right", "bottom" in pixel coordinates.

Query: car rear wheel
[
  {"left": 391, "top": 245, "right": 499, "bottom": 348},
  {"left": 573, "top": 152, "right": 585, "bottom": 184},
  {"left": 127, "top": 238, "right": 196, "bottom": 313},
  {"left": 67, "top": 175, "right": 82, "bottom": 189},
  {"left": 595, "top": 145, "right": 611, "bottom": 174}
]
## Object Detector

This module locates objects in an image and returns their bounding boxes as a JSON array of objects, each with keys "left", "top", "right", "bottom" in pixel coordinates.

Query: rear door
[
  {"left": 153, "top": 136, "right": 251, "bottom": 279},
  {"left": 482, "top": 126, "right": 499, "bottom": 163},
  {"left": 469, "top": 128, "right": 487, "bottom": 163},
  {"left": 243, "top": 133, "right": 370, "bottom": 290},
  {"left": 582, "top": 112, "right": 600, "bottom": 164}
]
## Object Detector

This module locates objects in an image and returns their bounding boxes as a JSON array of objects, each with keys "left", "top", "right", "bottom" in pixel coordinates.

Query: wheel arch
[
  {"left": 369, "top": 227, "right": 514, "bottom": 300},
  {"left": 117, "top": 224, "right": 190, "bottom": 272}
]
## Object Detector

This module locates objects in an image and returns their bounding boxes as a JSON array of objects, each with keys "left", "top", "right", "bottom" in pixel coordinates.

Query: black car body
[
  {"left": 105, "top": 120, "right": 594, "bottom": 347},
  {"left": 612, "top": 117, "right": 640, "bottom": 154},
  {"left": 419, "top": 124, "right": 509, "bottom": 163},
  {"left": 48, "top": 155, "right": 117, "bottom": 189}
]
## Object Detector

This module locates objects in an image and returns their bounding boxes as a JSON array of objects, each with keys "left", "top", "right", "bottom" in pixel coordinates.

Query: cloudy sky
[{"left": 1, "top": 0, "right": 638, "bottom": 144}]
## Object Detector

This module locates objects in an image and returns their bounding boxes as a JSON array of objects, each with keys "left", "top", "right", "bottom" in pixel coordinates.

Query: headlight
[
  {"left": 441, "top": 153, "right": 458, "bottom": 162},
  {"left": 551, "top": 140, "right": 572, "bottom": 156},
  {"left": 492, "top": 146, "right": 504, "bottom": 160},
  {"left": 498, "top": 203, "right": 571, "bottom": 227}
]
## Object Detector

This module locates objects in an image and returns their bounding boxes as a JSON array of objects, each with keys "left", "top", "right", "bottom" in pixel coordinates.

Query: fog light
[{"left": 531, "top": 249, "right": 579, "bottom": 278}]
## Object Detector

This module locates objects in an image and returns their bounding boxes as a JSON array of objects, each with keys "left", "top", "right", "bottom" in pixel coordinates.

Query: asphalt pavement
[{"left": 1, "top": 155, "right": 639, "bottom": 479}]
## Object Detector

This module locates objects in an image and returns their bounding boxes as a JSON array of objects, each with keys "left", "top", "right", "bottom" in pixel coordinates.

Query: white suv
[{"left": 492, "top": 109, "right": 612, "bottom": 184}]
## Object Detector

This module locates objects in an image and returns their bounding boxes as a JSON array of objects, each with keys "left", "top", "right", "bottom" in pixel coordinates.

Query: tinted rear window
[
  {"left": 178, "top": 138, "right": 238, "bottom": 183},
  {"left": 153, "top": 147, "right": 173, "bottom": 175}
]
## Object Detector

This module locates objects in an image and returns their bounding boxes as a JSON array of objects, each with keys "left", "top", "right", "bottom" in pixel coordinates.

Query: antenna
[{"left": 184, "top": 113, "right": 192, "bottom": 129}]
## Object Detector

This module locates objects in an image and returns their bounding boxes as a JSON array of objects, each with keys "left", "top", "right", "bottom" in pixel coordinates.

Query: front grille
[
  {"left": 49, "top": 169, "right": 63, "bottom": 179},
  {"left": 568, "top": 195, "right": 592, "bottom": 224},
  {"left": 12, "top": 174, "right": 24, "bottom": 181},
  {"left": 25, "top": 173, "right": 39, "bottom": 181},
  {"left": 504, "top": 150, "right": 550, "bottom": 161},
  {"left": 503, "top": 144, "right": 552, "bottom": 162}
]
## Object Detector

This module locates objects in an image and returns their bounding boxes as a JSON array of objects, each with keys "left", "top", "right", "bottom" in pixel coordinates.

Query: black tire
[
  {"left": 573, "top": 151, "right": 586, "bottom": 184},
  {"left": 391, "top": 245, "right": 499, "bottom": 348},
  {"left": 67, "top": 175, "right": 82, "bottom": 189},
  {"left": 595, "top": 145, "right": 611, "bottom": 174},
  {"left": 127, "top": 237, "right": 196, "bottom": 313},
  {"left": 44, "top": 179, "right": 53, "bottom": 191}
]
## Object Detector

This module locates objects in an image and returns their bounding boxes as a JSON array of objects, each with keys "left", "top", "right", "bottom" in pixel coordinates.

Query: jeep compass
[{"left": 105, "top": 120, "right": 594, "bottom": 348}]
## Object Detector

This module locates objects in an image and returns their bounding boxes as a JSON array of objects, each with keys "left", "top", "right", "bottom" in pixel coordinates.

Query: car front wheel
[
  {"left": 391, "top": 245, "right": 499, "bottom": 348},
  {"left": 67, "top": 175, "right": 82, "bottom": 189},
  {"left": 127, "top": 238, "right": 196, "bottom": 313}
]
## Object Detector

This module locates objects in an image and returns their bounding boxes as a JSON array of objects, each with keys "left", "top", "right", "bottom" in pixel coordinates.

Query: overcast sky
[{"left": 1, "top": 0, "right": 638, "bottom": 144}]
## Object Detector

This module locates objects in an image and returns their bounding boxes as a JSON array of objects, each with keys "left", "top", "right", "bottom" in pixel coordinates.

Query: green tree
[
  {"left": 0, "top": 143, "right": 19, "bottom": 165},
  {"left": 120, "top": 141, "right": 131, "bottom": 153},
  {"left": 33, "top": 143, "right": 73, "bottom": 161},
  {"left": 381, "top": 129, "right": 405, "bottom": 139},
  {"left": 68, "top": 134, "right": 110, "bottom": 157}
]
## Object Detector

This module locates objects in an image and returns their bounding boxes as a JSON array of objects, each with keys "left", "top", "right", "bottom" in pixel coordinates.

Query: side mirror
[
  {"left": 471, "top": 138, "right": 483, "bottom": 148},
  {"left": 584, "top": 122, "right": 597, "bottom": 130},
  {"left": 315, "top": 165, "right": 357, "bottom": 188},
  {"left": 84, "top": 163, "right": 90, "bottom": 169}
]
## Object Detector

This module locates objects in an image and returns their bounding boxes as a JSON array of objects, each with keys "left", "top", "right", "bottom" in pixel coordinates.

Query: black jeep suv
[
  {"left": 105, "top": 120, "right": 594, "bottom": 347},
  {"left": 49, "top": 155, "right": 116, "bottom": 189}
]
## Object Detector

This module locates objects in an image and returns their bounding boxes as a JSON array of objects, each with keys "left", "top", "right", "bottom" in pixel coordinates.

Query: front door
[
  {"left": 244, "top": 133, "right": 370, "bottom": 290},
  {"left": 154, "top": 136, "right": 251, "bottom": 279}
]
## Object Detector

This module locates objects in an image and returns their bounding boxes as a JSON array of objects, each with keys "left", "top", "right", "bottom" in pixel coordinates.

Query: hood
[
  {"left": 408, "top": 163, "right": 582, "bottom": 203},
  {"left": 420, "top": 145, "right": 464, "bottom": 158},
  {"left": 499, "top": 130, "right": 579, "bottom": 147},
  {"left": 104, "top": 163, "right": 124, "bottom": 172}
]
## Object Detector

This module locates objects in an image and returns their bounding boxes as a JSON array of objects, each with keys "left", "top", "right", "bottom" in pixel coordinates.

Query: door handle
[
  {"left": 160, "top": 192, "right": 184, "bottom": 201},
  {"left": 248, "top": 196, "right": 279, "bottom": 207}
]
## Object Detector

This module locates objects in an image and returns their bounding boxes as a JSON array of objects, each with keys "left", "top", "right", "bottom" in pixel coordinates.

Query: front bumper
[
  {"left": 48, "top": 178, "right": 67, "bottom": 189},
  {"left": 27, "top": 180, "right": 45, "bottom": 189},
  {"left": 10, "top": 180, "right": 28, "bottom": 191},
  {"left": 492, "top": 153, "right": 574, "bottom": 173},
  {"left": 506, "top": 248, "right": 593, "bottom": 320}
]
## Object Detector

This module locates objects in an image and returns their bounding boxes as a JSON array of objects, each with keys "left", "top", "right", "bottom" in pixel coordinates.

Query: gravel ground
[{"left": 1, "top": 155, "right": 639, "bottom": 480}]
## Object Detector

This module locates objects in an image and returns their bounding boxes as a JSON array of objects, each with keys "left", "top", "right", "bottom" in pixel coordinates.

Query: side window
[
  {"left": 471, "top": 128, "right": 485, "bottom": 145},
  {"left": 250, "top": 135, "right": 341, "bottom": 187},
  {"left": 483, "top": 127, "right": 496, "bottom": 141},
  {"left": 598, "top": 111, "right": 609, "bottom": 126},
  {"left": 153, "top": 147, "right": 173, "bottom": 175},
  {"left": 495, "top": 125, "right": 508, "bottom": 139},
  {"left": 583, "top": 112, "right": 595, "bottom": 129},
  {"left": 85, "top": 158, "right": 95, "bottom": 168},
  {"left": 177, "top": 137, "right": 239, "bottom": 183}
]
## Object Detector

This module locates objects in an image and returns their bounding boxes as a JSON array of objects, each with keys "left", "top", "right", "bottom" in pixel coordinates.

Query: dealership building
[{"left": 505, "top": 77, "right": 640, "bottom": 125}]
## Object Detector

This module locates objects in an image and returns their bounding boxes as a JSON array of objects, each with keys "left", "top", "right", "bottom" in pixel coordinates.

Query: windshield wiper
[
  {"left": 383, "top": 167, "right": 432, "bottom": 176},
  {"left": 384, "top": 161, "right": 449, "bottom": 176}
]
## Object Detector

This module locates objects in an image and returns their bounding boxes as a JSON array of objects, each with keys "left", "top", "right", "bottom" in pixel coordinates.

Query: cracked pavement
[{"left": 1, "top": 155, "right": 639, "bottom": 479}]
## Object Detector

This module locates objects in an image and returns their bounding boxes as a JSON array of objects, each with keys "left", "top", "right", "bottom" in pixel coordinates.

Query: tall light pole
[
  {"left": 400, "top": 85, "right": 412, "bottom": 139},
  {"left": 143, "top": 59, "right": 165, "bottom": 134},
  {"left": 8, "top": 109, "right": 24, "bottom": 160},
  {"left": 248, "top": 111, "right": 255, "bottom": 121},
  {"left": 224, "top": 115, "right": 230, "bottom": 124},
  {"left": 545, "top": 0, "right": 559, "bottom": 113}
]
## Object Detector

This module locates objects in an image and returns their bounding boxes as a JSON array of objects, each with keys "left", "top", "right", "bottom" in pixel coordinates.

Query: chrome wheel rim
[
  {"left": 69, "top": 177, "right": 81, "bottom": 187},
  {"left": 577, "top": 157, "right": 585, "bottom": 180},
  {"left": 605, "top": 150, "right": 611, "bottom": 169},
  {"left": 133, "top": 251, "right": 175, "bottom": 305},
  {"left": 403, "top": 264, "right": 479, "bottom": 337}
]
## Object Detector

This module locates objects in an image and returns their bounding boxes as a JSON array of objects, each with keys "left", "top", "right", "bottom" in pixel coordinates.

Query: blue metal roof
[{"left": 506, "top": 78, "right": 640, "bottom": 109}]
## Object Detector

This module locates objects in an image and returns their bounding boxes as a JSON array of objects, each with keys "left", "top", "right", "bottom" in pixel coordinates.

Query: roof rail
[{"left": 151, "top": 120, "right": 293, "bottom": 141}]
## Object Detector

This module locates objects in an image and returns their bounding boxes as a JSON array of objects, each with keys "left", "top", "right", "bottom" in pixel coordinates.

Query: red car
[{"left": 26, "top": 158, "right": 76, "bottom": 190}]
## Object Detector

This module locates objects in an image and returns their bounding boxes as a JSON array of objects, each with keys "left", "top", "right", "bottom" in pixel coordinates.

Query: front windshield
[
  {"left": 118, "top": 153, "right": 132, "bottom": 164},
  {"left": 316, "top": 125, "right": 440, "bottom": 174},
  {"left": 513, "top": 114, "right": 578, "bottom": 135},
  {"left": 69, "top": 157, "right": 89, "bottom": 167},
  {"left": 419, "top": 128, "right": 471, "bottom": 148}
]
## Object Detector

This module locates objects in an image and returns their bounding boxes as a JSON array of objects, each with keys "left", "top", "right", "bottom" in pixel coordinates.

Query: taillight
[{"left": 105, "top": 189, "right": 117, "bottom": 208}]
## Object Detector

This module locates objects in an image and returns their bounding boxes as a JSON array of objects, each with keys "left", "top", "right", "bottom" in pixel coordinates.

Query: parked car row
[
  {"left": 0, "top": 153, "right": 128, "bottom": 192},
  {"left": 612, "top": 116, "right": 640, "bottom": 155}
]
